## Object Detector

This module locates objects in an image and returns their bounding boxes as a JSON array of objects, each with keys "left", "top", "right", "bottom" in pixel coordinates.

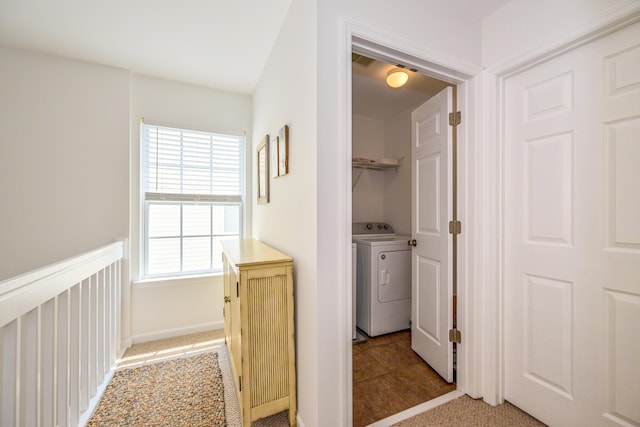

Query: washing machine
[
  {"left": 351, "top": 242, "right": 357, "bottom": 340},
  {"left": 353, "top": 223, "right": 411, "bottom": 337},
  {"left": 352, "top": 222, "right": 397, "bottom": 340}
]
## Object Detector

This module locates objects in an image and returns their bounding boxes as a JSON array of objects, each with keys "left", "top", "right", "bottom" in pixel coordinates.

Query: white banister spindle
[
  {"left": 80, "top": 278, "right": 90, "bottom": 412},
  {"left": 0, "top": 241, "right": 123, "bottom": 427},
  {"left": 69, "top": 283, "right": 81, "bottom": 427},
  {"left": 102, "top": 266, "right": 109, "bottom": 378},
  {"left": 112, "top": 260, "right": 120, "bottom": 366},
  {"left": 40, "top": 298, "right": 56, "bottom": 426},
  {"left": 57, "top": 289, "right": 69, "bottom": 427},
  {"left": 89, "top": 274, "right": 97, "bottom": 399},
  {"left": 105, "top": 264, "right": 113, "bottom": 375},
  {"left": 20, "top": 308, "right": 39, "bottom": 427},
  {"left": 1, "top": 320, "right": 18, "bottom": 426},
  {"left": 97, "top": 268, "right": 105, "bottom": 383}
]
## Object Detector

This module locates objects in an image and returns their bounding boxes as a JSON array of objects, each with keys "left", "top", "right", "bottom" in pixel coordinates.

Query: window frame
[{"left": 140, "top": 121, "right": 245, "bottom": 279}]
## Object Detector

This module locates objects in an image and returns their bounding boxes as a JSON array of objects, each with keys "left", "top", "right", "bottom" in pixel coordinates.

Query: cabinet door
[{"left": 229, "top": 265, "right": 242, "bottom": 397}]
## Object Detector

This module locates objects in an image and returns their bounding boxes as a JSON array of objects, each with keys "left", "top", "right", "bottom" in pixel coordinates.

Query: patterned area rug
[{"left": 88, "top": 352, "right": 225, "bottom": 426}]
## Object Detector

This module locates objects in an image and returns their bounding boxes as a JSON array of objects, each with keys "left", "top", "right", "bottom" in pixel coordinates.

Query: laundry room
[{"left": 351, "top": 53, "right": 456, "bottom": 426}]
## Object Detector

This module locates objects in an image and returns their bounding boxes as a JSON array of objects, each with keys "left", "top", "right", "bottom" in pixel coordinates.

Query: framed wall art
[
  {"left": 278, "top": 125, "right": 289, "bottom": 176},
  {"left": 270, "top": 135, "right": 279, "bottom": 178},
  {"left": 257, "top": 135, "right": 269, "bottom": 204}
]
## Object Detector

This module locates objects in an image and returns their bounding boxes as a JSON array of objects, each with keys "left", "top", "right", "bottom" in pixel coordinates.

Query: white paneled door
[
  {"left": 411, "top": 87, "right": 453, "bottom": 382},
  {"left": 504, "top": 22, "right": 640, "bottom": 426}
]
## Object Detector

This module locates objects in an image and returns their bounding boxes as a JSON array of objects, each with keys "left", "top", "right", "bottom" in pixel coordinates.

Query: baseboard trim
[
  {"left": 120, "top": 338, "right": 132, "bottom": 352},
  {"left": 297, "top": 414, "right": 305, "bottom": 427},
  {"left": 81, "top": 344, "right": 131, "bottom": 426},
  {"left": 131, "top": 321, "right": 224, "bottom": 344},
  {"left": 367, "top": 390, "right": 464, "bottom": 427},
  {"left": 79, "top": 367, "right": 117, "bottom": 426}
]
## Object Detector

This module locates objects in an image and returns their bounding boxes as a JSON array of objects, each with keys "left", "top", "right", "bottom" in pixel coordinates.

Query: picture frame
[
  {"left": 257, "top": 135, "right": 269, "bottom": 204},
  {"left": 271, "top": 135, "right": 279, "bottom": 178},
  {"left": 278, "top": 125, "right": 289, "bottom": 176}
]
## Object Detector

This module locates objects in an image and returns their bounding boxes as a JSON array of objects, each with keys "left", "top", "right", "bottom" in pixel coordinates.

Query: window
[{"left": 141, "top": 123, "right": 243, "bottom": 278}]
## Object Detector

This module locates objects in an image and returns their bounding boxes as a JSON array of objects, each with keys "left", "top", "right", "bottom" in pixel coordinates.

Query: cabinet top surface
[{"left": 221, "top": 239, "right": 293, "bottom": 267}]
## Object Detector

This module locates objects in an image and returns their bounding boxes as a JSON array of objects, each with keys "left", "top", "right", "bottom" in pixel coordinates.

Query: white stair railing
[{"left": 0, "top": 241, "right": 124, "bottom": 426}]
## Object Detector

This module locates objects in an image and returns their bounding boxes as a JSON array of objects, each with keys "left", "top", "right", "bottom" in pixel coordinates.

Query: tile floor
[{"left": 353, "top": 329, "right": 456, "bottom": 427}]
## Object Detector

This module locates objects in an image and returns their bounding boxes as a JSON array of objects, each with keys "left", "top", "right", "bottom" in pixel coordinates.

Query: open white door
[
  {"left": 504, "top": 21, "right": 640, "bottom": 426},
  {"left": 410, "top": 86, "right": 453, "bottom": 382}
]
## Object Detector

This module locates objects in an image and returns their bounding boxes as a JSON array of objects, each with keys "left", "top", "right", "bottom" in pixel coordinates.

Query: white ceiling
[
  {"left": 0, "top": 0, "right": 293, "bottom": 94},
  {"left": 0, "top": 0, "right": 509, "bottom": 95}
]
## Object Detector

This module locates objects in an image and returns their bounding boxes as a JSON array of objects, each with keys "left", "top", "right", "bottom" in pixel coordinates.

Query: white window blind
[{"left": 141, "top": 123, "right": 243, "bottom": 278}]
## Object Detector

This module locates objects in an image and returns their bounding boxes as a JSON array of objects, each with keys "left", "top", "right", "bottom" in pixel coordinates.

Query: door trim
[
  {"left": 482, "top": 2, "right": 640, "bottom": 406},
  {"left": 342, "top": 17, "right": 479, "bottom": 426}
]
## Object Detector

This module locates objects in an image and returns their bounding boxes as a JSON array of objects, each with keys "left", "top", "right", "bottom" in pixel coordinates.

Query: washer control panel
[{"left": 353, "top": 222, "right": 394, "bottom": 236}]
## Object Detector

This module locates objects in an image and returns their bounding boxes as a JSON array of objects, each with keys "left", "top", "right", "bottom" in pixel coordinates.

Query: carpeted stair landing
[{"left": 88, "top": 351, "right": 225, "bottom": 426}]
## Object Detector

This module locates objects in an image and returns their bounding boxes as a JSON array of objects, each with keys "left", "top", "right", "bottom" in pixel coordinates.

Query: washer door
[{"left": 377, "top": 250, "right": 411, "bottom": 302}]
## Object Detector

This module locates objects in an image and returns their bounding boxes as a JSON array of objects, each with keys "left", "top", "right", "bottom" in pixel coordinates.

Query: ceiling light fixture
[{"left": 386, "top": 68, "right": 409, "bottom": 88}]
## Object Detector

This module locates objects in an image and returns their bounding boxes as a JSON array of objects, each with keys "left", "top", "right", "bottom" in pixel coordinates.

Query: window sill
[{"left": 134, "top": 272, "right": 222, "bottom": 287}]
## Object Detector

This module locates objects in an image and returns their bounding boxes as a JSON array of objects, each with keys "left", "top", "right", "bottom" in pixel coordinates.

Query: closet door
[
  {"left": 503, "top": 21, "right": 640, "bottom": 426},
  {"left": 410, "top": 87, "right": 453, "bottom": 382}
]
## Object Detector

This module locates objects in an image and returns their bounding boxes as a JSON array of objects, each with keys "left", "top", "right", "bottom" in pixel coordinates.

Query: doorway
[{"left": 349, "top": 43, "right": 469, "bottom": 425}]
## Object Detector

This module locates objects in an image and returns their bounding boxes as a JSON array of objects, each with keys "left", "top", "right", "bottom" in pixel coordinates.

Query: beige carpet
[
  {"left": 87, "top": 351, "right": 225, "bottom": 426},
  {"left": 88, "top": 330, "right": 288, "bottom": 427},
  {"left": 392, "top": 395, "right": 546, "bottom": 426}
]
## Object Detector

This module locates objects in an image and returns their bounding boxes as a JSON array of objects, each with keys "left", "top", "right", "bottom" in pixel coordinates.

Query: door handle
[
  {"left": 224, "top": 296, "right": 231, "bottom": 303},
  {"left": 408, "top": 239, "right": 417, "bottom": 247},
  {"left": 380, "top": 270, "right": 390, "bottom": 286}
]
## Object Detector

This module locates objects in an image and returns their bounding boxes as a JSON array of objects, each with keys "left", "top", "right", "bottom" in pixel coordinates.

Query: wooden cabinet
[{"left": 222, "top": 239, "right": 296, "bottom": 426}]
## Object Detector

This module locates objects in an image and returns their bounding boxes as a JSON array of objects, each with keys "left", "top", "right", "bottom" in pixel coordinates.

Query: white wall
[
  {"left": 0, "top": 47, "right": 130, "bottom": 281},
  {"left": 316, "top": 2, "right": 483, "bottom": 426},
  {"left": 129, "top": 74, "right": 252, "bottom": 342},
  {"left": 352, "top": 111, "right": 412, "bottom": 236},
  {"left": 340, "top": 1, "right": 483, "bottom": 65},
  {"left": 383, "top": 110, "right": 412, "bottom": 237},
  {"left": 482, "top": 0, "right": 631, "bottom": 68},
  {"left": 131, "top": 276, "right": 223, "bottom": 343},
  {"left": 352, "top": 115, "right": 385, "bottom": 223},
  {"left": 251, "top": 0, "right": 317, "bottom": 424}
]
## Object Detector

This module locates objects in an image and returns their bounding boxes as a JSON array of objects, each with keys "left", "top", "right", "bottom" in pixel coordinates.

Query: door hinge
[
  {"left": 449, "top": 328, "right": 462, "bottom": 344},
  {"left": 449, "top": 111, "right": 461, "bottom": 126},
  {"left": 448, "top": 220, "right": 462, "bottom": 235},
  {"left": 236, "top": 281, "right": 239, "bottom": 297},
  {"left": 239, "top": 376, "right": 242, "bottom": 392}
]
